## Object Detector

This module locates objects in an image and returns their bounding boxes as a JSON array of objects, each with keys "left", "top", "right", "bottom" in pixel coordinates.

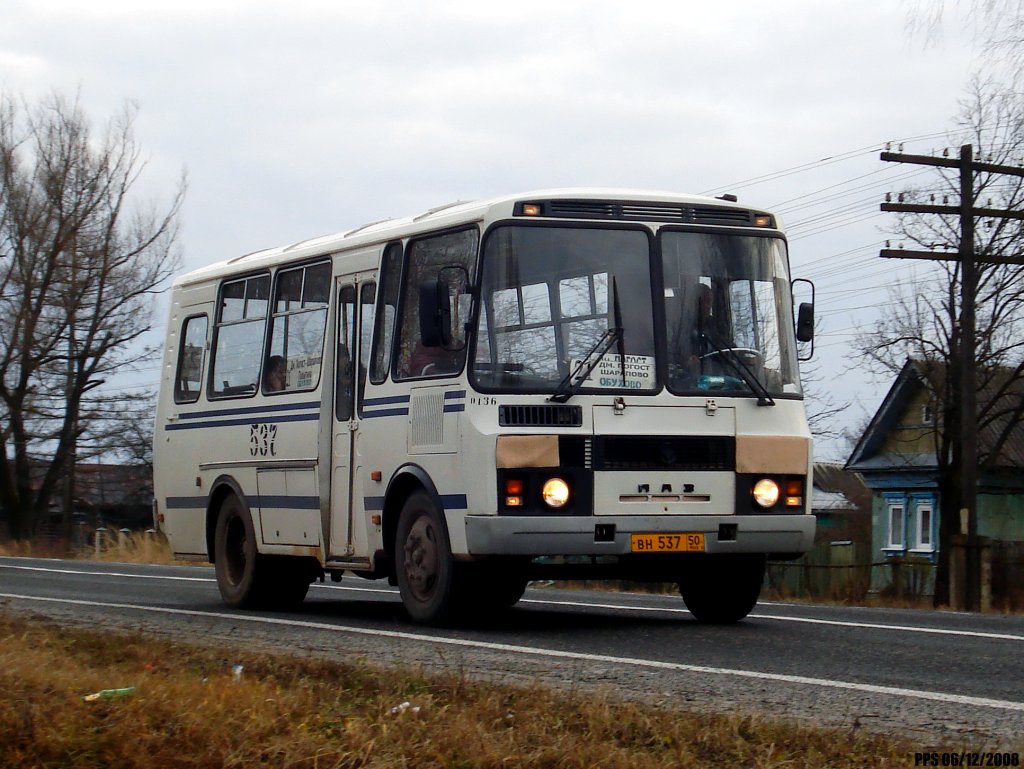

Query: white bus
[{"left": 153, "top": 189, "right": 816, "bottom": 625}]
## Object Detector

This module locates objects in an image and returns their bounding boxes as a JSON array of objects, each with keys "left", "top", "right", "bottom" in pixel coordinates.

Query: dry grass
[
  {"left": 0, "top": 530, "right": 180, "bottom": 564},
  {"left": 0, "top": 611, "right": 922, "bottom": 769}
]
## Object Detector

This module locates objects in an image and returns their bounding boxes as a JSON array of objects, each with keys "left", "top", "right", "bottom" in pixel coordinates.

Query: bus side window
[
  {"left": 210, "top": 274, "right": 269, "bottom": 398},
  {"left": 370, "top": 243, "right": 402, "bottom": 384},
  {"left": 395, "top": 228, "right": 478, "bottom": 380},
  {"left": 264, "top": 261, "right": 330, "bottom": 394},
  {"left": 358, "top": 283, "right": 375, "bottom": 407},
  {"left": 336, "top": 285, "right": 356, "bottom": 420},
  {"left": 174, "top": 315, "right": 208, "bottom": 404}
]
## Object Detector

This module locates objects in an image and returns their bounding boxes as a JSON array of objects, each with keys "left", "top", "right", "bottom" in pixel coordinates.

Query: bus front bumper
[{"left": 463, "top": 514, "right": 815, "bottom": 558}]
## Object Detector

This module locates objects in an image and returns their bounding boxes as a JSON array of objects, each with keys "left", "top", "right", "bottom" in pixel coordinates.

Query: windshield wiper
[
  {"left": 549, "top": 278, "right": 626, "bottom": 404},
  {"left": 549, "top": 327, "right": 622, "bottom": 403},
  {"left": 699, "top": 330, "right": 775, "bottom": 407}
]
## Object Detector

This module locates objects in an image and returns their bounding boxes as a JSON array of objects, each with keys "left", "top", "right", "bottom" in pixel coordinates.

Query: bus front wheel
[
  {"left": 678, "top": 554, "right": 765, "bottom": 623},
  {"left": 395, "top": 490, "right": 466, "bottom": 625}
]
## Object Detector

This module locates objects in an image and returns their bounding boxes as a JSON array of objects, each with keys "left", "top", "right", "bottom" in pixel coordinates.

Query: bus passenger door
[{"left": 329, "top": 280, "right": 374, "bottom": 558}]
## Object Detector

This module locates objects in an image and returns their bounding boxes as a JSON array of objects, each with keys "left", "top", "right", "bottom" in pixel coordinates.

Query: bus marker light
[
  {"left": 370, "top": 470, "right": 382, "bottom": 482},
  {"left": 521, "top": 203, "right": 542, "bottom": 216}
]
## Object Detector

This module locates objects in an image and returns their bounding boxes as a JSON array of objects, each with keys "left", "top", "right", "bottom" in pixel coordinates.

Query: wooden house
[{"left": 845, "top": 359, "right": 1024, "bottom": 596}]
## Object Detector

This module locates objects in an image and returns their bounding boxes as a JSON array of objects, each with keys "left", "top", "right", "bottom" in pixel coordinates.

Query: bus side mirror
[
  {"left": 419, "top": 278, "right": 452, "bottom": 348},
  {"left": 796, "top": 302, "right": 814, "bottom": 343}
]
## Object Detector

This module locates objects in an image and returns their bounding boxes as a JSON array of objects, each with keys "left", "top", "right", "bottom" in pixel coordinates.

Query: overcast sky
[{"left": 2, "top": 1, "right": 985, "bottom": 459}]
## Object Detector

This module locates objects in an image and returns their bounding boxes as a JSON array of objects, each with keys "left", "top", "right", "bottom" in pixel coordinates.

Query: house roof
[
  {"left": 811, "top": 462, "right": 870, "bottom": 512},
  {"left": 845, "top": 358, "right": 1024, "bottom": 473}
]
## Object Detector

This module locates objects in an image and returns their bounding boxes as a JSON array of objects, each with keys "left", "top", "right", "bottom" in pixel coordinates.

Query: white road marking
[
  {"left": 2, "top": 591, "right": 1022, "bottom": 713},
  {"left": 517, "top": 597, "right": 1024, "bottom": 642},
  {"left": 3, "top": 559, "right": 1023, "bottom": 642}
]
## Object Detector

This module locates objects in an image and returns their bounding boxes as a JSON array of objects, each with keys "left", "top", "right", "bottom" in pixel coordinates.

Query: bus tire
[
  {"left": 214, "top": 494, "right": 263, "bottom": 608},
  {"left": 395, "top": 490, "right": 465, "bottom": 625},
  {"left": 473, "top": 561, "right": 528, "bottom": 610},
  {"left": 678, "top": 554, "right": 765, "bottom": 624},
  {"left": 214, "top": 497, "right": 310, "bottom": 611}
]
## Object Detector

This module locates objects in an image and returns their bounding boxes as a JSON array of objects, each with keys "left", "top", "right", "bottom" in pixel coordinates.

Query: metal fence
[{"left": 768, "top": 539, "right": 1024, "bottom": 611}]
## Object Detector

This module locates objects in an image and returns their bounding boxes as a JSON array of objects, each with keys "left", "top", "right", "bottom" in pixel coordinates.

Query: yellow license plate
[{"left": 630, "top": 533, "right": 706, "bottom": 553}]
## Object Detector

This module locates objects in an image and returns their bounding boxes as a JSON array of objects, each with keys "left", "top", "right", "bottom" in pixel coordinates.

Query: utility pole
[{"left": 879, "top": 144, "right": 1024, "bottom": 611}]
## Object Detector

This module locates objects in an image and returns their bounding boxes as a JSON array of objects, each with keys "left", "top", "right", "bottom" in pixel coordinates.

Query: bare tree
[
  {"left": 0, "top": 92, "right": 184, "bottom": 540},
  {"left": 906, "top": 0, "right": 1024, "bottom": 79},
  {"left": 855, "top": 77, "right": 1024, "bottom": 604},
  {"left": 801, "top": 359, "right": 850, "bottom": 448}
]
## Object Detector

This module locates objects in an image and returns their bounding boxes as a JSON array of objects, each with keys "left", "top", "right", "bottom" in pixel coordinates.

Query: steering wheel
[{"left": 699, "top": 347, "right": 763, "bottom": 367}]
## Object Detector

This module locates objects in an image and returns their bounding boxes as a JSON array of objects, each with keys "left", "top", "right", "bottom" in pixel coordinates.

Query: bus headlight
[
  {"left": 541, "top": 477, "right": 571, "bottom": 508},
  {"left": 752, "top": 478, "right": 780, "bottom": 508}
]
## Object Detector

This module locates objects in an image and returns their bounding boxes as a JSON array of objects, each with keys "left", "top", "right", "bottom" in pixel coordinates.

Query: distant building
[
  {"left": 0, "top": 462, "right": 153, "bottom": 535},
  {"left": 811, "top": 462, "right": 870, "bottom": 545},
  {"left": 845, "top": 359, "right": 1024, "bottom": 598}
]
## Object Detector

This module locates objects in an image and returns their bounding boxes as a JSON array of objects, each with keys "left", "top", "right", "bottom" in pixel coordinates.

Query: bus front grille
[
  {"left": 559, "top": 436, "right": 734, "bottom": 471},
  {"left": 499, "top": 404, "right": 583, "bottom": 427}
]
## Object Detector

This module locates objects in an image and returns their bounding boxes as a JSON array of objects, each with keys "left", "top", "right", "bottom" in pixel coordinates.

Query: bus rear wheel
[
  {"left": 678, "top": 554, "right": 765, "bottom": 623},
  {"left": 214, "top": 494, "right": 310, "bottom": 610},
  {"left": 214, "top": 495, "right": 261, "bottom": 608},
  {"left": 395, "top": 490, "right": 468, "bottom": 625}
]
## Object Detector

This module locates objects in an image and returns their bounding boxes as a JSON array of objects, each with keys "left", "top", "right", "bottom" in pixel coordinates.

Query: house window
[
  {"left": 921, "top": 403, "right": 935, "bottom": 425},
  {"left": 915, "top": 501, "right": 934, "bottom": 551},
  {"left": 887, "top": 503, "right": 905, "bottom": 549}
]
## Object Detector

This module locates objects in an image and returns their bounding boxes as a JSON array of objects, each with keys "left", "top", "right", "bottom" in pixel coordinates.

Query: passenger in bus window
[
  {"left": 406, "top": 339, "right": 459, "bottom": 377},
  {"left": 263, "top": 355, "right": 287, "bottom": 392}
]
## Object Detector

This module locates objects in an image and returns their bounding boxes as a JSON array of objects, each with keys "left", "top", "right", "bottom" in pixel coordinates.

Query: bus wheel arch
[{"left": 380, "top": 465, "right": 444, "bottom": 576}]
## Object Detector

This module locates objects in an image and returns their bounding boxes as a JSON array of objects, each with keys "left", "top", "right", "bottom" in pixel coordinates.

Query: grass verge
[
  {"left": 0, "top": 611, "right": 921, "bottom": 769},
  {"left": 0, "top": 530, "right": 180, "bottom": 565}
]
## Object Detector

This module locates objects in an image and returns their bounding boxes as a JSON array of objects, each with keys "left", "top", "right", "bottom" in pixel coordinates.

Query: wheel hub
[{"left": 403, "top": 516, "right": 438, "bottom": 601}]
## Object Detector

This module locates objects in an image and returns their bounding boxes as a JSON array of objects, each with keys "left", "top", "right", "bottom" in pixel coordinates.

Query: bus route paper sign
[{"left": 570, "top": 354, "right": 655, "bottom": 390}]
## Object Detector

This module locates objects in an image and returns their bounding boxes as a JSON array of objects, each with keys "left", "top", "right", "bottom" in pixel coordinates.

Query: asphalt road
[{"left": 2, "top": 555, "right": 1023, "bottom": 748}]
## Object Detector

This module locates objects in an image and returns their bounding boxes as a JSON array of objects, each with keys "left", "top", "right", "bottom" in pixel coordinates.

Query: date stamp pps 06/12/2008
[{"left": 912, "top": 753, "right": 1020, "bottom": 767}]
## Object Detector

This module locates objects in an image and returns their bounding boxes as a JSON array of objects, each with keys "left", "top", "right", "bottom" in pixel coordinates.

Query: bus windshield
[
  {"left": 472, "top": 225, "right": 657, "bottom": 394},
  {"left": 470, "top": 224, "right": 801, "bottom": 399},
  {"left": 660, "top": 230, "right": 801, "bottom": 398}
]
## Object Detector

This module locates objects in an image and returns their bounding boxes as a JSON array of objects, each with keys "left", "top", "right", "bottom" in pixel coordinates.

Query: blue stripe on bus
[
  {"left": 254, "top": 495, "right": 320, "bottom": 510},
  {"left": 360, "top": 408, "right": 409, "bottom": 419},
  {"left": 363, "top": 394, "right": 411, "bottom": 406},
  {"left": 165, "top": 412, "right": 320, "bottom": 431},
  {"left": 165, "top": 495, "right": 320, "bottom": 510},
  {"left": 165, "top": 496, "right": 207, "bottom": 509},
  {"left": 177, "top": 401, "right": 321, "bottom": 420},
  {"left": 440, "top": 494, "right": 468, "bottom": 509},
  {"left": 443, "top": 404, "right": 465, "bottom": 413},
  {"left": 362, "top": 494, "right": 468, "bottom": 511},
  {"left": 444, "top": 390, "right": 467, "bottom": 400}
]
